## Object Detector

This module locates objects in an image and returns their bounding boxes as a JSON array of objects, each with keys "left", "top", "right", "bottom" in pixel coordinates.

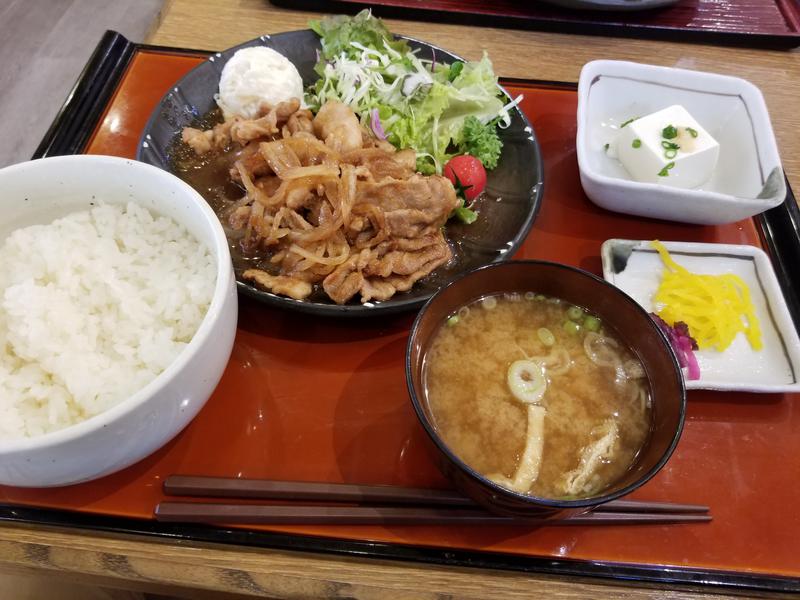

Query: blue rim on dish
[{"left": 136, "top": 29, "right": 544, "bottom": 317}]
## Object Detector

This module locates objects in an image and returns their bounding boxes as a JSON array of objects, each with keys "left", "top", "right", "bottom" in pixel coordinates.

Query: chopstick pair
[{"left": 154, "top": 475, "right": 711, "bottom": 526}]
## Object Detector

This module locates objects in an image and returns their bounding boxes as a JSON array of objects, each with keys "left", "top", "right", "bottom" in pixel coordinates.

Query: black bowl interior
[
  {"left": 136, "top": 30, "right": 544, "bottom": 317},
  {"left": 407, "top": 260, "right": 686, "bottom": 515}
]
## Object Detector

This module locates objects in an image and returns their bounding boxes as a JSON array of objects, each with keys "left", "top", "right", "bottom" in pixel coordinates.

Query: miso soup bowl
[{"left": 406, "top": 260, "right": 686, "bottom": 519}]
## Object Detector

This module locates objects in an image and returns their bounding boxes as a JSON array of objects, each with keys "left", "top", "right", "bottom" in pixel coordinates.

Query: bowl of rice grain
[{"left": 0, "top": 155, "right": 237, "bottom": 487}]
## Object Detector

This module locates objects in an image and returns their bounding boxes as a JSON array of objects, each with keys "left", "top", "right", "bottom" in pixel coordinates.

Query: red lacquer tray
[{"left": 6, "top": 32, "right": 800, "bottom": 592}]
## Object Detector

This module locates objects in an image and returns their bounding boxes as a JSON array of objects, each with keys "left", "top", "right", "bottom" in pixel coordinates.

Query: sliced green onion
[
  {"left": 507, "top": 360, "right": 547, "bottom": 404},
  {"left": 447, "top": 315, "right": 460, "bottom": 327},
  {"left": 454, "top": 206, "right": 477, "bottom": 224},
  {"left": 535, "top": 294, "right": 546, "bottom": 301},
  {"left": 537, "top": 327, "right": 555, "bottom": 347},
  {"left": 658, "top": 162, "right": 675, "bottom": 177},
  {"left": 632, "top": 139, "right": 642, "bottom": 149},
  {"left": 566, "top": 306, "right": 584, "bottom": 321},
  {"left": 583, "top": 315, "right": 601, "bottom": 332},
  {"left": 620, "top": 117, "right": 637, "bottom": 128},
  {"left": 524, "top": 291, "right": 536, "bottom": 301},
  {"left": 482, "top": 296, "right": 498, "bottom": 310},
  {"left": 686, "top": 126, "right": 698, "bottom": 138},
  {"left": 664, "top": 149, "right": 677, "bottom": 159},
  {"left": 603, "top": 143, "right": 610, "bottom": 152},
  {"left": 661, "top": 141, "right": 680, "bottom": 150},
  {"left": 563, "top": 320, "right": 581, "bottom": 335},
  {"left": 662, "top": 124, "right": 678, "bottom": 139}
]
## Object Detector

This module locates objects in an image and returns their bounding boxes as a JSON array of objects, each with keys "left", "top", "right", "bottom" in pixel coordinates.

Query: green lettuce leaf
[
  {"left": 307, "top": 13, "right": 509, "bottom": 175},
  {"left": 310, "top": 9, "right": 408, "bottom": 61}
]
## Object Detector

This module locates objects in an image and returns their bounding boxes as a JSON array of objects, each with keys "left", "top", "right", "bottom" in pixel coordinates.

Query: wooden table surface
[{"left": 1, "top": 1, "right": 798, "bottom": 598}]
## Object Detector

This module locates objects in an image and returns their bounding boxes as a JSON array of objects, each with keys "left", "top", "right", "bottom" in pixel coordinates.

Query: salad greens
[
  {"left": 307, "top": 10, "right": 518, "bottom": 175},
  {"left": 458, "top": 116, "right": 502, "bottom": 170},
  {"left": 310, "top": 10, "right": 408, "bottom": 62},
  {"left": 453, "top": 201, "right": 479, "bottom": 225}
]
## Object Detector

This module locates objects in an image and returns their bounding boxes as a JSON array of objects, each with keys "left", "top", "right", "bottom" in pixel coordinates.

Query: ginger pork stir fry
[{"left": 182, "top": 99, "right": 459, "bottom": 304}]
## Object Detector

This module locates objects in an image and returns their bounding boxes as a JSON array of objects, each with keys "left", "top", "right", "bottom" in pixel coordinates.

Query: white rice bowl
[
  {"left": 0, "top": 202, "right": 215, "bottom": 440},
  {"left": 0, "top": 155, "right": 237, "bottom": 487},
  {"left": 215, "top": 46, "right": 305, "bottom": 119}
]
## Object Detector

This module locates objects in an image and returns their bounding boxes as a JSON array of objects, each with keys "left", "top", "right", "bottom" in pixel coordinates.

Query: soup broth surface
[{"left": 424, "top": 293, "right": 652, "bottom": 499}]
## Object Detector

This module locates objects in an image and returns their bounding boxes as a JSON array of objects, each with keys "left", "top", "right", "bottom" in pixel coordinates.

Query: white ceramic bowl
[
  {"left": 576, "top": 60, "right": 786, "bottom": 225},
  {"left": 0, "top": 155, "right": 237, "bottom": 487}
]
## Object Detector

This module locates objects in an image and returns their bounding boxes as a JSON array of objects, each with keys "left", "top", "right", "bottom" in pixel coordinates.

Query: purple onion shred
[
  {"left": 370, "top": 108, "right": 387, "bottom": 140},
  {"left": 650, "top": 313, "right": 701, "bottom": 381}
]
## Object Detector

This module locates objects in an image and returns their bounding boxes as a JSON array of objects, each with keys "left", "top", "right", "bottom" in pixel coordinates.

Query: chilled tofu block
[{"left": 615, "top": 105, "right": 719, "bottom": 189}]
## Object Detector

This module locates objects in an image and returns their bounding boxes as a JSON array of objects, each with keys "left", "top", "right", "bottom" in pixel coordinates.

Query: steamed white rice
[{"left": 0, "top": 202, "right": 215, "bottom": 440}]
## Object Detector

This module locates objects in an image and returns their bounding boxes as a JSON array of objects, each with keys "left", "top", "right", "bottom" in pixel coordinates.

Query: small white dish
[
  {"left": 577, "top": 60, "right": 786, "bottom": 225},
  {"left": 601, "top": 239, "right": 800, "bottom": 393}
]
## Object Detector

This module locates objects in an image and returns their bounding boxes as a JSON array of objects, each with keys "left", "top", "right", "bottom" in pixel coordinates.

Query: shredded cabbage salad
[{"left": 306, "top": 10, "right": 520, "bottom": 174}]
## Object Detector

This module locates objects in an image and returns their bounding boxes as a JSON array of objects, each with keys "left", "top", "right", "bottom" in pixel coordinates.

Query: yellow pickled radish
[{"left": 651, "top": 240, "right": 762, "bottom": 352}]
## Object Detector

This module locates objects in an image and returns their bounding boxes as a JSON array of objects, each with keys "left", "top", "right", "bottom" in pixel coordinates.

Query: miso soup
[{"left": 423, "top": 292, "right": 652, "bottom": 499}]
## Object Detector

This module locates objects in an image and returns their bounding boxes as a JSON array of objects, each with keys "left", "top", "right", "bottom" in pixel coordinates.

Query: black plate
[{"left": 137, "top": 29, "right": 544, "bottom": 316}]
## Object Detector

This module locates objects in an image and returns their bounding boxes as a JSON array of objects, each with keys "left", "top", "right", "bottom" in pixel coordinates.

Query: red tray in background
[
  {"left": 5, "top": 34, "right": 800, "bottom": 592},
  {"left": 272, "top": 0, "right": 800, "bottom": 48}
]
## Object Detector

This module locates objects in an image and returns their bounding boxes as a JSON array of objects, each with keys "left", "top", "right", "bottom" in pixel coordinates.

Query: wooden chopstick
[
  {"left": 163, "top": 475, "right": 709, "bottom": 514},
  {"left": 164, "top": 475, "right": 473, "bottom": 507},
  {"left": 154, "top": 502, "right": 712, "bottom": 525}
]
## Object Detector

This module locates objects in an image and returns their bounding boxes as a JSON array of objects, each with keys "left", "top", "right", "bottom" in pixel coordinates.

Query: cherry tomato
[{"left": 443, "top": 155, "right": 486, "bottom": 202}]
